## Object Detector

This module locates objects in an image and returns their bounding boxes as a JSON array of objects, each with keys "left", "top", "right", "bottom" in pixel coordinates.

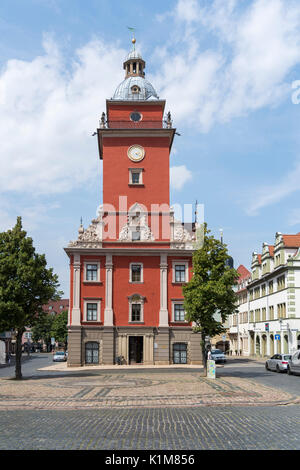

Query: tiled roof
[
  {"left": 282, "top": 233, "right": 300, "bottom": 247},
  {"left": 237, "top": 265, "right": 251, "bottom": 281}
]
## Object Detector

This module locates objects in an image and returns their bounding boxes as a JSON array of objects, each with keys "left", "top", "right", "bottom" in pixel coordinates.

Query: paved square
[{"left": 0, "top": 369, "right": 298, "bottom": 410}]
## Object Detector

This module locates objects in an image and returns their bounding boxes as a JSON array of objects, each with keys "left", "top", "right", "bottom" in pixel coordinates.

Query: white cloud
[
  {"left": 288, "top": 208, "right": 300, "bottom": 226},
  {"left": 155, "top": 0, "right": 300, "bottom": 130},
  {"left": 246, "top": 158, "right": 300, "bottom": 216},
  {"left": 1, "top": 0, "right": 300, "bottom": 203},
  {"left": 0, "top": 35, "right": 125, "bottom": 196},
  {"left": 170, "top": 165, "right": 192, "bottom": 190},
  {"left": 0, "top": 198, "right": 60, "bottom": 232}
]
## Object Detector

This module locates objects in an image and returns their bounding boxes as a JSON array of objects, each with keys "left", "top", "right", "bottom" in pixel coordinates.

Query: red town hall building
[{"left": 65, "top": 41, "right": 202, "bottom": 366}]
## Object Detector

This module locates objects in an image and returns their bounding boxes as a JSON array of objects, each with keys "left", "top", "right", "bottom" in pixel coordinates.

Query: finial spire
[{"left": 127, "top": 26, "right": 136, "bottom": 51}]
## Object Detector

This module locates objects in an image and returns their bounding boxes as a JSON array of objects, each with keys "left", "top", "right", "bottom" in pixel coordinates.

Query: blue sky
[{"left": 1, "top": 0, "right": 300, "bottom": 295}]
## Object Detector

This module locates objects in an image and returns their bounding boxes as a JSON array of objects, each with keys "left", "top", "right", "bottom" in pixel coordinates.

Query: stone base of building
[{"left": 67, "top": 326, "right": 202, "bottom": 367}]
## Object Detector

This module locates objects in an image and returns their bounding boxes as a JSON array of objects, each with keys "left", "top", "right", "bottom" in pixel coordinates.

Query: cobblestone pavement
[
  {"left": 0, "top": 406, "right": 300, "bottom": 450},
  {"left": 0, "top": 370, "right": 299, "bottom": 410}
]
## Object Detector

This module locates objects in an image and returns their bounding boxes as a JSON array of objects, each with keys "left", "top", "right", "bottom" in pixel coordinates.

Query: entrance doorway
[
  {"left": 173, "top": 343, "right": 187, "bottom": 364},
  {"left": 129, "top": 336, "right": 143, "bottom": 364}
]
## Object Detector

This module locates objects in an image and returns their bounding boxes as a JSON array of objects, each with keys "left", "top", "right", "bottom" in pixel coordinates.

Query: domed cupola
[{"left": 112, "top": 37, "right": 159, "bottom": 101}]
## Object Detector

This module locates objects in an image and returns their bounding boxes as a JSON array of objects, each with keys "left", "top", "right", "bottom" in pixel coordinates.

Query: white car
[
  {"left": 287, "top": 351, "right": 300, "bottom": 376},
  {"left": 53, "top": 351, "right": 67, "bottom": 362},
  {"left": 265, "top": 354, "right": 291, "bottom": 372},
  {"left": 211, "top": 349, "right": 227, "bottom": 364}
]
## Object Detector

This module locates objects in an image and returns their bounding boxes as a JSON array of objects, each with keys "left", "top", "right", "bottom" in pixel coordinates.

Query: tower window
[
  {"left": 131, "top": 304, "right": 141, "bottom": 322},
  {"left": 130, "top": 263, "right": 143, "bottom": 283},
  {"left": 130, "top": 111, "right": 142, "bottom": 122},
  {"left": 131, "top": 85, "right": 140, "bottom": 94},
  {"left": 129, "top": 168, "right": 143, "bottom": 185}
]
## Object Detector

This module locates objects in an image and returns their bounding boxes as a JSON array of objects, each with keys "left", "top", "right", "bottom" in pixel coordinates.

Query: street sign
[{"left": 275, "top": 334, "right": 280, "bottom": 341}]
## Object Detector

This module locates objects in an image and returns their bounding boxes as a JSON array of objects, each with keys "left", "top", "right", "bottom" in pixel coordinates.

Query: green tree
[
  {"left": 31, "top": 313, "right": 55, "bottom": 352},
  {"left": 51, "top": 310, "right": 68, "bottom": 350},
  {"left": 0, "top": 217, "right": 60, "bottom": 379},
  {"left": 183, "top": 224, "right": 239, "bottom": 376}
]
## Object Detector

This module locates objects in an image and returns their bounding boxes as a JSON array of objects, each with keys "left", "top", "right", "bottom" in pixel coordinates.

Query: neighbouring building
[
  {"left": 42, "top": 299, "right": 69, "bottom": 316},
  {"left": 229, "top": 232, "right": 300, "bottom": 356},
  {"left": 64, "top": 40, "right": 202, "bottom": 367}
]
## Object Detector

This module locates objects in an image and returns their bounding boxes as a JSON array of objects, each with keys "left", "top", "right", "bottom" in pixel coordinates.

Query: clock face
[{"left": 127, "top": 145, "right": 145, "bottom": 162}]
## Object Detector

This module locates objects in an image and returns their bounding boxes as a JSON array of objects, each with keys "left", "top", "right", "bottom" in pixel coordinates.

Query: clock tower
[{"left": 65, "top": 39, "right": 202, "bottom": 367}]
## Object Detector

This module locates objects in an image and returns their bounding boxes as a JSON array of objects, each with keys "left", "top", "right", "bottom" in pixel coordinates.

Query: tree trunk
[
  {"left": 15, "top": 329, "right": 24, "bottom": 380},
  {"left": 201, "top": 332, "right": 207, "bottom": 377}
]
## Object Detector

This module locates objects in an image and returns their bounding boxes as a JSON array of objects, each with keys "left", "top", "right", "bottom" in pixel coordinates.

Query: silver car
[
  {"left": 287, "top": 351, "right": 300, "bottom": 376},
  {"left": 53, "top": 351, "right": 67, "bottom": 362},
  {"left": 265, "top": 354, "right": 291, "bottom": 372},
  {"left": 211, "top": 349, "right": 227, "bottom": 364}
]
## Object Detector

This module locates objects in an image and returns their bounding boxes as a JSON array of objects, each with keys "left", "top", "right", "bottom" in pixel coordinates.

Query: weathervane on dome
[{"left": 127, "top": 26, "right": 137, "bottom": 50}]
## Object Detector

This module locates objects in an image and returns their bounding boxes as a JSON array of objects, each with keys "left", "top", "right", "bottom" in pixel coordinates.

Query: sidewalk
[{"left": 39, "top": 355, "right": 267, "bottom": 372}]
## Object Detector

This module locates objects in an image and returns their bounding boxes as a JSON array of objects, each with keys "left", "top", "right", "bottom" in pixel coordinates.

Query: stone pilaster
[
  {"left": 104, "top": 254, "right": 114, "bottom": 326},
  {"left": 159, "top": 254, "right": 169, "bottom": 327},
  {"left": 67, "top": 326, "right": 82, "bottom": 367},
  {"left": 102, "top": 327, "right": 115, "bottom": 364},
  {"left": 154, "top": 328, "right": 170, "bottom": 364},
  {"left": 144, "top": 333, "right": 154, "bottom": 365},
  {"left": 71, "top": 254, "right": 81, "bottom": 326}
]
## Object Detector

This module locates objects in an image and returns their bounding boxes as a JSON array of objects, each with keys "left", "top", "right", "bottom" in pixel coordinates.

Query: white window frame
[
  {"left": 129, "top": 262, "right": 143, "bottom": 283},
  {"left": 172, "top": 261, "right": 189, "bottom": 283},
  {"left": 128, "top": 294, "right": 145, "bottom": 323},
  {"left": 84, "top": 261, "right": 100, "bottom": 282},
  {"left": 129, "top": 168, "right": 143, "bottom": 185},
  {"left": 84, "top": 299, "right": 101, "bottom": 322},
  {"left": 172, "top": 301, "right": 187, "bottom": 322}
]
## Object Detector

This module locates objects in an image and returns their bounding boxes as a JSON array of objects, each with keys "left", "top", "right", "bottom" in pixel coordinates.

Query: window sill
[
  {"left": 83, "top": 281, "right": 102, "bottom": 285},
  {"left": 128, "top": 184, "right": 144, "bottom": 187},
  {"left": 82, "top": 321, "right": 103, "bottom": 325},
  {"left": 128, "top": 321, "right": 145, "bottom": 324}
]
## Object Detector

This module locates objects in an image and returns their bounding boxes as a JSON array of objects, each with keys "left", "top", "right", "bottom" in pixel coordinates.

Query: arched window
[{"left": 85, "top": 342, "right": 99, "bottom": 364}]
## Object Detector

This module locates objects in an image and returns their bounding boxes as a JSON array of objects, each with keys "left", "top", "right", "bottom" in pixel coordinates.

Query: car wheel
[
  {"left": 276, "top": 365, "right": 281, "bottom": 373},
  {"left": 287, "top": 366, "right": 292, "bottom": 376},
  {"left": 265, "top": 363, "right": 269, "bottom": 370}
]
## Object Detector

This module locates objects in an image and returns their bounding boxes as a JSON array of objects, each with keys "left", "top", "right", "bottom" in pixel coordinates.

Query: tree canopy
[
  {"left": 183, "top": 224, "right": 239, "bottom": 375},
  {"left": 31, "top": 313, "right": 55, "bottom": 351},
  {"left": 51, "top": 310, "right": 68, "bottom": 349},
  {"left": 0, "top": 217, "right": 61, "bottom": 378}
]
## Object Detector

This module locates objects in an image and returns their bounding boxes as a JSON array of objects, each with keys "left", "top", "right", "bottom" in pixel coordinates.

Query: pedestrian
[
  {"left": 6, "top": 352, "right": 11, "bottom": 366},
  {"left": 206, "top": 345, "right": 212, "bottom": 361}
]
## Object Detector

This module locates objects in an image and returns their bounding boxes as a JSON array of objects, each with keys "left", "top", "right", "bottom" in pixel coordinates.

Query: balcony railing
[{"left": 106, "top": 120, "right": 172, "bottom": 129}]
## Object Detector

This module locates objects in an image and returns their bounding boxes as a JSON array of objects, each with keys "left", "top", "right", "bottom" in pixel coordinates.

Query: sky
[{"left": 1, "top": 0, "right": 300, "bottom": 296}]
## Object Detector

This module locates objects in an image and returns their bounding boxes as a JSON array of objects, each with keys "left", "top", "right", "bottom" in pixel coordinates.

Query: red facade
[{"left": 65, "top": 43, "right": 201, "bottom": 366}]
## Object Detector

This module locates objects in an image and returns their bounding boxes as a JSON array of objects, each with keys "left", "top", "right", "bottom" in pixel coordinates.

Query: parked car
[
  {"left": 211, "top": 349, "right": 226, "bottom": 364},
  {"left": 265, "top": 354, "right": 292, "bottom": 372},
  {"left": 53, "top": 351, "right": 67, "bottom": 362},
  {"left": 287, "top": 351, "right": 300, "bottom": 376}
]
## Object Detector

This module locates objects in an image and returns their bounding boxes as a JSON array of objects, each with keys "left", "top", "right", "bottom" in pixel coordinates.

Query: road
[{"left": 0, "top": 354, "right": 299, "bottom": 450}]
